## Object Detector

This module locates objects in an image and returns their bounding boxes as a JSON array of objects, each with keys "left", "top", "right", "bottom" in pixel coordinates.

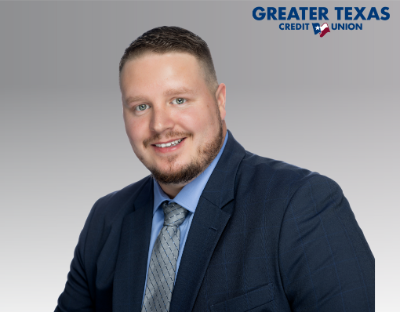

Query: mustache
[{"left": 143, "top": 131, "right": 193, "bottom": 147}]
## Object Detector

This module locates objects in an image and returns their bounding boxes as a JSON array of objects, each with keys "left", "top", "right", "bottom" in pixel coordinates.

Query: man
[{"left": 55, "top": 26, "right": 374, "bottom": 312}]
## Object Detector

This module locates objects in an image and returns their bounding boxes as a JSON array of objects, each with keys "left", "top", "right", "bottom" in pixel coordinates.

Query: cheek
[
  {"left": 179, "top": 107, "right": 212, "bottom": 131},
  {"left": 124, "top": 117, "right": 146, "bottom": 147},
  {"left": 182, "top": 110, "right": 218, "bottom": 143}
]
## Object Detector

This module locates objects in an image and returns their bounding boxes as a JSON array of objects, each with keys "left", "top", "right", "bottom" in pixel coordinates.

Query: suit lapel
[
  {"left": 113, "top": 177, "right": 154, "bottom": 312},
  {"left": 170, "top": 131, "right": 246, "bottom": 312}
]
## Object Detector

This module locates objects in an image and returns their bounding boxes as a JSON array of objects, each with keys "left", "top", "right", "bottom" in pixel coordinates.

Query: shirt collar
[{"left": 153, "top": 131, "right": 229, "bottom": 215}]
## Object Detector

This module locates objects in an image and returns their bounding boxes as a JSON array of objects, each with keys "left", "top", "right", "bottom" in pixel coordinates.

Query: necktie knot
[{"left": 162, "top": 202, "right": 188, "bottom": 227}]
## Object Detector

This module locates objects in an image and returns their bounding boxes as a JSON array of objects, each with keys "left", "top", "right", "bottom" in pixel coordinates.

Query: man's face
[{"left": 120, "top": 52, "right": 226, "bottom": 186}]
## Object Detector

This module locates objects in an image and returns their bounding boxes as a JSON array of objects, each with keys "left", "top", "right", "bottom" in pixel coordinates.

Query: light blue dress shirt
[{"left": 142, "top": 131, "right": 228, "bottom": 302}]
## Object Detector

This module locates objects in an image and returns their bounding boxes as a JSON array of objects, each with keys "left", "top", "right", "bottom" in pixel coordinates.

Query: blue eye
[
  {"left": 172, "top": 98, "right": 186, "bottom": 105},
  {"left": 136, "top": 104, "right": 150, "bottom": 111}
]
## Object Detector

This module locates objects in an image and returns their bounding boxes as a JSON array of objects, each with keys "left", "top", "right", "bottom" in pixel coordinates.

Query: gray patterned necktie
[{"left": 141, "top": 202, "right": 188, "bottom": 312}]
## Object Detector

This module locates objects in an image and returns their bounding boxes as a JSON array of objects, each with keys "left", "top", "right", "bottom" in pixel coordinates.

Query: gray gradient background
[{"left": 0, "top": 1, "right": 397, "bottom": 311}]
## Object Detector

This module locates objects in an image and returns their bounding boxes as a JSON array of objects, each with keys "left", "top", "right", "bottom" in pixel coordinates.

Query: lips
[
  {"left": 151, "top": 137, "right": 186, "bottom": 153},
  {"left": 153, "top": 138, "right": 184, "bottom": 148}
]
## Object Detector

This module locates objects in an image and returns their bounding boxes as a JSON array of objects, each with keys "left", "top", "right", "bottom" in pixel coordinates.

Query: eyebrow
[
  {"left": 124, "top": 95, "right": 147, "bottom": 104},
  {"left": 163, "top": 87, "right": 196, "bottom": 97},
  {"left": 124, "top": 87, "right": 196, "bottom": 105}
]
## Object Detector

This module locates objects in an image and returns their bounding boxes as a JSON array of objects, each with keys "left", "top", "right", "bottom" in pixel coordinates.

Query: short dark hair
[{"left": 119, "top": 26, "right": 218, "bottom": 91}]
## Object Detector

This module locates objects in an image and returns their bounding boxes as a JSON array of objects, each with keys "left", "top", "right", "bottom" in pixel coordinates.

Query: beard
[{"left": 145, "top": 117, "right": 224, "bottom": 185}]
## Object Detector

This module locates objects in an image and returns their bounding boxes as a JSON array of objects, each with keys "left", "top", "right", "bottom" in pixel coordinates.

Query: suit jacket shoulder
[
  {"left": 88, "top": 175, "right": 152, "bottom": 234},
  {"left": 55, "top": 175, "right": 154, "bottom": 311},
  {"left": 236, "top": 150, "right": 321, "bottom": 210}
]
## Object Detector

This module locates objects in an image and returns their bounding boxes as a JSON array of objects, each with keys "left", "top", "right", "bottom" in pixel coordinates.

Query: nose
[{"left": 149, "top": 103, "right": 175, "bottom": 134}]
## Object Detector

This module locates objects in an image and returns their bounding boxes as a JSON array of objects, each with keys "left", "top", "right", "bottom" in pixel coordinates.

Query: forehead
[{"left": 119, "top": 52, "right": 212, "bottom": 103}]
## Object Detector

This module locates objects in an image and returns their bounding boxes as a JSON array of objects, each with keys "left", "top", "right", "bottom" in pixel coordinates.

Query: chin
[
  {"left": 148, "top": 158, "right": 205, "bottom": 185},
  {"left": 154, "top": 162, "right": 188, "bottom": 176}
]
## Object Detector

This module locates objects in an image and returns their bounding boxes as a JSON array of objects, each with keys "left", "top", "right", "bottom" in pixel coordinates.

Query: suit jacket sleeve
[
  {"left": 54, "top": 198, "right": 100, "bottom": 312},
  {"left": 278, "top": 175, "right": 375, "bottom": 312}
]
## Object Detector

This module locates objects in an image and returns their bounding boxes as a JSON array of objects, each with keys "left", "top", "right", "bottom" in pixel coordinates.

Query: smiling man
[
  {"left": 120, "top": 50, "right": 226, "bottom": 197},
  {"left": 55, "top": 27, "right": 374, "bottom": 312}
]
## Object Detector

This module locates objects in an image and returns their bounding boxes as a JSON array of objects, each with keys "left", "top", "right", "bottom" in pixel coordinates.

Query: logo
[
  {"left": 312, "top": 23, "right": 330, "bottom": 38},
  {"left": 252, "top": 6, "right": 390, "bottom": 38}
]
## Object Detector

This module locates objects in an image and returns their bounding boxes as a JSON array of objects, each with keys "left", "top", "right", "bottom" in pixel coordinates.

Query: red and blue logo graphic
[{"left": 312, "top": 23, "right": 330, "bottom": 38}]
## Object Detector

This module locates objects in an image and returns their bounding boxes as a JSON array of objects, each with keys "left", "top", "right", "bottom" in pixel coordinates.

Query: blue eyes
[
  {"left": 136, "top": 104, "right": 150, "bottom": 111},
  {"left": 135, "top": 98, "right": 186, "bottom": 112},
  {"left": 172, "top": 98, "right": 186, "bottom": 105}
]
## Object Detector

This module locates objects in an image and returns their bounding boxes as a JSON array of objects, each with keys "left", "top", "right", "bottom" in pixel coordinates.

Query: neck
[{"left": 159, "top": 181, "right": 189, "bottom": 199}]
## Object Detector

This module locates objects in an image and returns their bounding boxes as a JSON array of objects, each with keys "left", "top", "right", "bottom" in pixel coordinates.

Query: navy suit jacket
[{"left": 55, "top": 130, "right": 375, "bottom": 312}]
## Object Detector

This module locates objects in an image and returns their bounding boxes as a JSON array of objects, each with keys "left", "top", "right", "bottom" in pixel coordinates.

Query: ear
[{"left": 215, "top": 83, "right": 226, "bottom": 121}]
